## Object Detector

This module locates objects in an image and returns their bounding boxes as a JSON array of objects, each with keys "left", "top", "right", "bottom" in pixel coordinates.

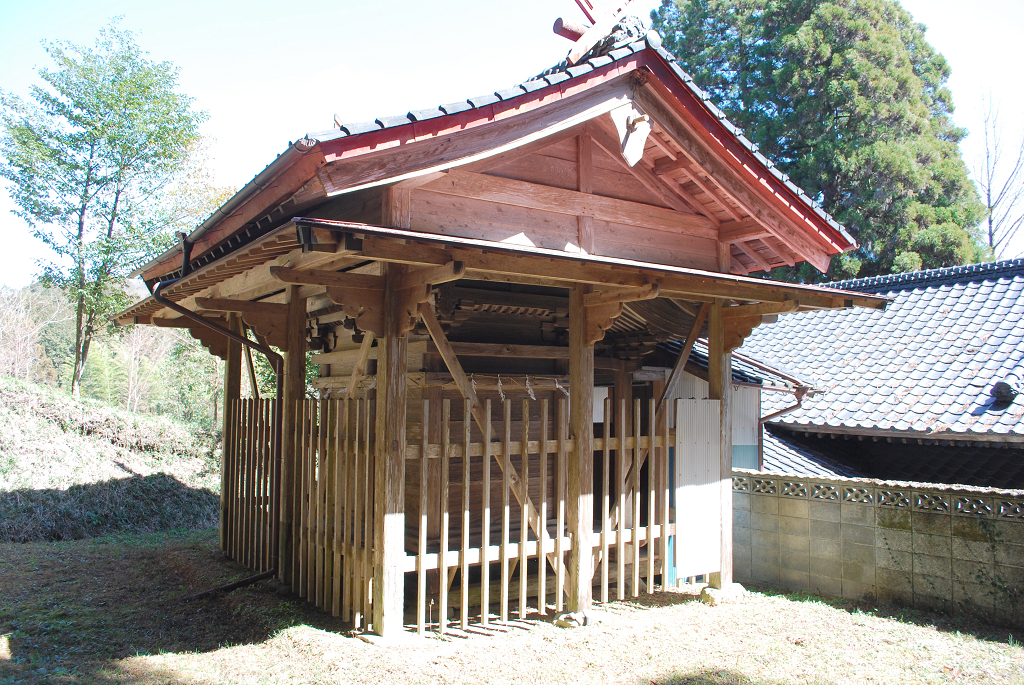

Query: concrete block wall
[{"left": 732, "top": 469, "right": 1024, "bottom": 628}]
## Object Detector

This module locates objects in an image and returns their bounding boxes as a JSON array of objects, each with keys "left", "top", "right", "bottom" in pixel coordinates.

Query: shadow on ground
[
  {"left": 0, "top": 528, "right": 345, "bottom": 685},
  {"left": 652, "top": 668, "right": 829, "bottom": 685},
  {"left": 0, "top": 474, "right": 219, "bottom": 543}
]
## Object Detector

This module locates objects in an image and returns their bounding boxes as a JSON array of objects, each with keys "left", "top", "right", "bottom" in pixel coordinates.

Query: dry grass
[
  {"left": 2, "top": 529, "right": 1022, "bottom": 685},
  {"left": 0, "top": 377, "right": 219, "bottom": 542}
]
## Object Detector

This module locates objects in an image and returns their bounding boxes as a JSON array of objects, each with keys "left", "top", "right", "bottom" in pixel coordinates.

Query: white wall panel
[{"left": 675, "top": 398, "right": 722, "bottom": 578}]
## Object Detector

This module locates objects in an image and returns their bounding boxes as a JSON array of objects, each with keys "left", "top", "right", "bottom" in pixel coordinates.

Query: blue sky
[{"left": 1, "top": 0, "right": 1021, "bottom": 288}]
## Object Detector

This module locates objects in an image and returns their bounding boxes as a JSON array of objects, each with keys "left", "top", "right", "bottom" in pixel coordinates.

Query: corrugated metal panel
[
  {"left": 675, "top": 399, "right": 721, "bottom": 578},
  {"left": 732, "top": 386, "right": 760, "bottom": 447}
]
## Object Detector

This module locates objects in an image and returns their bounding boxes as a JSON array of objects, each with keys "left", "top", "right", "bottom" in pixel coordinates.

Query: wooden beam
[
  {"left": 418, "top": 302, "right": 557, "bottom": 575},
  {"left": 723, "top": 300, "right": 798, "bottom": 318},
  {"left": 633, "top": 87, "right": 833, "bottom": 272},
  {"left": 707, "top": 299, "right": 733, "bottom": 589},
  {"left": 568, "top": 284, "right": 595, "bottom": 612},
  {"left": 657, "top": 302, "right": 709, "bottom": 420},
  {"left": 720, "top": 219, "right": 770, "bottom": 243},
  {"left": 732, "top": 240, "right": 773, "bottom": 273},
  {"left": 195, "top": 297, "right": 288, "bottom": 319},
  {"left": 584, "top": 283, "right": 659, "bottom": 307},
  {"left": 396, "top": 261, "right": 465, "bottom": 290},
  {"left": 270, "top": 266, "right": 384, "bottom": 290},
  {"left": 345, "top": 333, "right": 375, "bottom": 401},
  {"left": 424, "top": 169, "right": 718, "bottom": 238},
  {"left": 352, "top": 231, "right": 884, "bottom": 309},
  {"left": 372, "top": 264, "right": 408, "bottom": 638}
]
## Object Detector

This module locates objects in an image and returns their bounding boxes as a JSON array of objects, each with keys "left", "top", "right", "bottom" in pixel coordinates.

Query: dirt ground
[{"left": 2, "top": 529, "right": 1022, "bottom": 685}]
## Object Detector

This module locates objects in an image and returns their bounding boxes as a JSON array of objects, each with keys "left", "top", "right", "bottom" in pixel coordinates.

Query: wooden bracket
[
  {"left": 581, "top": 283, "right": 658, "bottom": 345},
  {"left": 724, "top": 315, "right": 761, "bottom": 353},
  {"left": 396, "top": 261, "right": 465, "bottom": 290},
  {"left": 153, "top": 315, "right": 230, "bottom": 360},
  {"left": 584, "top": 302, "right": 623, "bottom": 346},
  {"left": 194, "top": 297, "right": 290, "bottom": 349},
  {"left": 396, "top": 284, "right": 433, "bottom": 335},
  {"left": 327, "top": 286, "right": 385, "bottom": 337}
]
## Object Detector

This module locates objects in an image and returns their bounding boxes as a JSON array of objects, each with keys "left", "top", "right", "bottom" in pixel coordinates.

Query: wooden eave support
[
  {"left": 194, "top": 297, "right": 290, "bottom": 350},
  {"left": 356, "top": 234, "right": 875, "bottom": 308}
]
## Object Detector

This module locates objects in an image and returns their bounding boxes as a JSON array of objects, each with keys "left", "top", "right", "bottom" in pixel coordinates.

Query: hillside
[{"left": 0, "top": 376, "right": 220, "bottom": 542}]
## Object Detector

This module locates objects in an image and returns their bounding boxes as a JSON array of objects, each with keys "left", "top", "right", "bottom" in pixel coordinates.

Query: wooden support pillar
[
  {"left": 372, "top": 262, "right": 409, "bottom": 637},
  {"left": 568, "top": 284, "right": 595, "bottom": 612},
  {"left": 707, "top": 299, "right": 734, "bottom": 589},
  {"left": 221, "top": 312, "right": 242, "bottom": 552},
  {"left": 279, "top": 285, "right": 306, "bottom": 586}
]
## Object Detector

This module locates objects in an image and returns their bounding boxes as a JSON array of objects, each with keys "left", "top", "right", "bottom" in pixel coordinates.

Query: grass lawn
[{"left": 1, "top": 529, "right": 1022, "bottom": 685}]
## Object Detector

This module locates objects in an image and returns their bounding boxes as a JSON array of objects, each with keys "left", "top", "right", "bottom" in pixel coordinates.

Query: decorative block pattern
[
  {"left": 733, "top": 476, "right": 750, "bottom": 492},
  {"left": 844, "top": 487, "right": 873, "bottom": 504},
  {"left": 953, "top": 497, "right": 993, "bottom": 518},
  {"left": 811, "top": 484, "right": 839, "bottom": 501},
  {"left": 915, "top": 493, "right": 950, "bottom": 512},
  {"left": 752, "top": 479, "right": 778, "bottom": 495},
  {"left": 878, "top": 490, "right": 911, "bottom": 508},
  {"left": 781, "top": 482, "right": 808, "bottom": 498}
]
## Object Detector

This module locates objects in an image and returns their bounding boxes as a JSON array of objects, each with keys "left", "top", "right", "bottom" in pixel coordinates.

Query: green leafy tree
[
  {"left": 652, "top": 0, "right": 986, "bottom": 280},
  {"left": 0, "top": 22, "right": 206, "bottom": 397}
]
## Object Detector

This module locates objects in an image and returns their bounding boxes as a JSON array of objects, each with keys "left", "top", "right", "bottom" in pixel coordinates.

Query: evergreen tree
[{"left": 651, "top": 0, "right": 986, "bottom": 279}]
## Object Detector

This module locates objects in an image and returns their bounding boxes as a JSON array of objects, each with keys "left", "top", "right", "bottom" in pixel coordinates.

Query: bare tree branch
[{"left": 975, "top": 94, "right": 1024, "bottom": 256}]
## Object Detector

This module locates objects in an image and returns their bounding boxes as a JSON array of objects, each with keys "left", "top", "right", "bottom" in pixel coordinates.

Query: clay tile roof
[{"left": 742, "top": 258, "right": 1024, "bottom": 440}]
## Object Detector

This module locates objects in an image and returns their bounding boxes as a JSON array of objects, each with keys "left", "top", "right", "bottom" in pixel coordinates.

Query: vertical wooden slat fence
[
  {"left": 408, "top": 396, "right": 677, "bottom": 634},
  {"left": 291, "top": 397, "right": 376, "bottom": 626},
  {"left": 222, "top": 394, "right": 680, "bottom": 633},
  {"left": 222, "top": 398, "right": 275, "bottom": 574}
]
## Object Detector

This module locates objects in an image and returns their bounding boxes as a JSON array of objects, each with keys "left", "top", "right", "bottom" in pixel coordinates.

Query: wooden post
[
  {"left": 279, "top": 285, "right": 306, "bottom": 585},
  {"left": 372, "top": 262, "right": 409, "bottom": 638},
  {"left": 568, "top": 285, "right": 595, "bottom": 612},
  {"left": 221, "top": 313, "right": 242, "bottom": 552},
  {"left": 707, "top": 299, "right": 733, "bottom": 589}
]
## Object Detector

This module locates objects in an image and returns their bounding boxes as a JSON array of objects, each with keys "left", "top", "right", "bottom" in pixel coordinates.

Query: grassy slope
[{"left": 0, "top": 377, "right": 220, "bottom": 542}]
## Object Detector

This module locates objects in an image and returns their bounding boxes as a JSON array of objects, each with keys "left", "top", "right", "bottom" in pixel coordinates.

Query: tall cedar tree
[
  {"left": 652, "top": 0, "right": 986, "bottom": 280},
  {"left": 0, "top": 23, "right": 205, "bottom": 397}
]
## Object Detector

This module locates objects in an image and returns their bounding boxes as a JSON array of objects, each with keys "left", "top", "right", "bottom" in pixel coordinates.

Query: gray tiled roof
[
  {"left": 742, "top": 259, "right": 1024, "bottom": 439},
  {"left": 761, "top": 427, "right": 865, "bottom": 479}
]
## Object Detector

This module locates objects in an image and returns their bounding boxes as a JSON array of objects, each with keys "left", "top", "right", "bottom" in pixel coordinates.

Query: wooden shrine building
[{"left": 115, "top": 18, "right": 887, "bottom": 637}]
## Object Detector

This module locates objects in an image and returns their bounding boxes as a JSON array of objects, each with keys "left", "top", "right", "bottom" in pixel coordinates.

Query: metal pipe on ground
[{"left": 152, "top": 280, "right": 286, "bottom": 599}]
